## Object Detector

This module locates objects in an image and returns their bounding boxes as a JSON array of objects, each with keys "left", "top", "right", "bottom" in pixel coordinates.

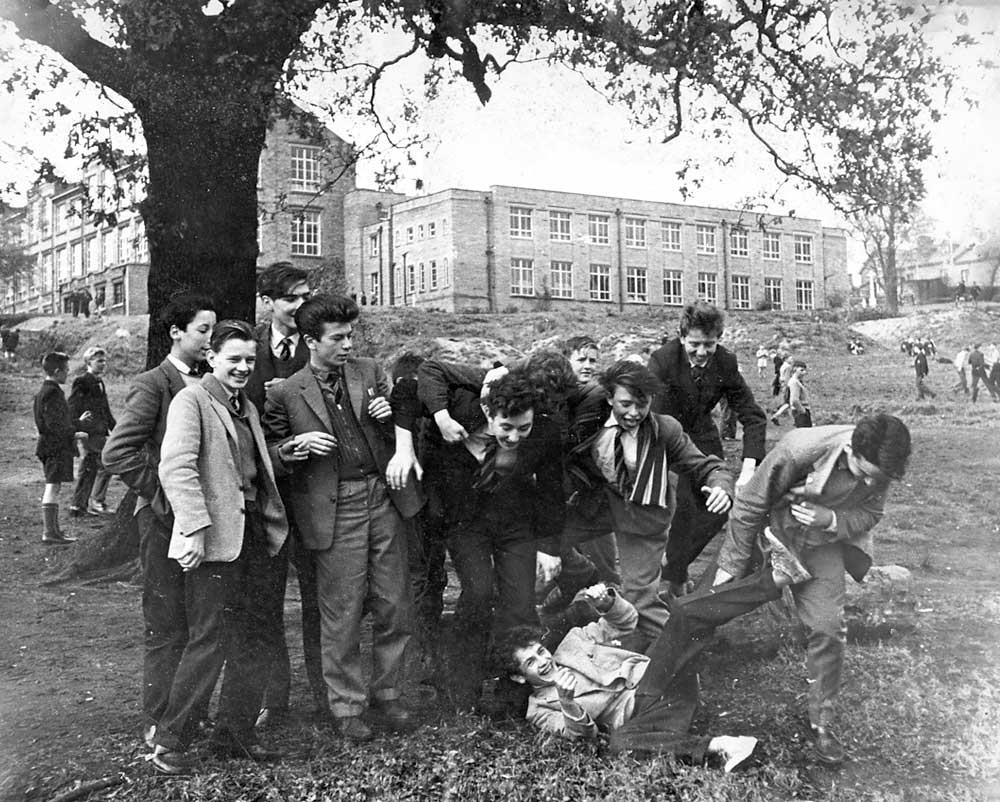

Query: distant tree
[{"left": 0, "top": 206, "right": 33, "bottom": 283}]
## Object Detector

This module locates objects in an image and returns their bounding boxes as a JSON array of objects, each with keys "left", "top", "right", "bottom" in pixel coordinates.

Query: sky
[{"left": 1, "top": 1, "right": 998, "bottom": 267}]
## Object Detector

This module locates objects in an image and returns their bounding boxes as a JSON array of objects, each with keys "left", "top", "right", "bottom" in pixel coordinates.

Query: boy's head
[
  {"left": 482, "top": 369, "right": 540, "bottom": 450},
  {"left": 161, "top": 292, "right": 217, "bottom": 368},
  {"left": 561, "top": 336, "right": 600, "bottom": 386},
  {"left": 493, "top": 625, "right": 554, "bottom": 687},
  {"left": 523, "top": 350, "right": 577, "bottom": 410},
  {"left": 41, "top": 351, "right": 70, "bottom": 382},
  {"left": 790, "top": 359, "right": 807, "bottom": 376},
  {"left": 679, "top": 301, "right": 724, "bottom": 368},
  {"left": 391, "top": 352, "right": 425, "bottom": 384},
  {"left": 207, "top": 320, "right": 257, "bottom": 394},
  {"left": 258, "top": 262, "right": 311, "bottom": 334},
  {"left": 296, "top": 294, "right": 360, "bottom": 372},
  {"left": 83, "top": 346, "right": 108, "bottom": 376},
  {"left": 600, "top": 360, "right": 662, "bottom": 431},
  {"left": 847, "top": 414, "right": 911, "bottom": 485}
]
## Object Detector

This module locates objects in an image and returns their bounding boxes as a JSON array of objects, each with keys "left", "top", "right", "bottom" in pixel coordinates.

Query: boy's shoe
[
  {"left": 763, "top": 528, "right": 812, "bottom": 587},
  {"left": 87, "top": 500, "right": 108, "bottom": 514},
  {"left": 42, "top": 532, "right": 77, "bottom": 545},
  {"left": 68, "top": 506, "right": 84, "bottom": 518},
  {"left": 711, "top": 735, "right": 759, "bottom": 773},
  {"left": 149, "top": 746, "right": 195, "bottom": 775},
  {"left": 813, "top": 727, "right": 846, "bottom": 765},
  {"left": 332, "top": 715, "right": 374, "bottom": 742},
  {"left": 143, "top": 724, "right": 156, "bottom": 750}
]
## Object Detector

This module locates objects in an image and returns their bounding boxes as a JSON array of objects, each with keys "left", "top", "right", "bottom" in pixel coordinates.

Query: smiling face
[
  {"left": 307, "top": 320, "right": 353, "bottom": 372},
  {"left": 512, "top": 641, "right": 557, "bottom": 687},
  {"left": 171, "top": 309, "right": 217, "bottom": 368},
  {"left": 568, "top": 346, "right": 599, "bottom": 386},
  {"left": 681, "top": 326, "right": 720, "bottom": 368},
  {"left": 486, "top": 408, "right": 535, "bottom": 450},
  {"left": 86, "top": 354, "right": 108, "bottom": 376},
  {"left": 263, "top": 280, "right": 311, "bottom": 335},
  {"left": 607, "top": 385, "right": 652, "bottom": 431},
  {"left": 208, "top": 336, "right": 257, "bottom": 394}
]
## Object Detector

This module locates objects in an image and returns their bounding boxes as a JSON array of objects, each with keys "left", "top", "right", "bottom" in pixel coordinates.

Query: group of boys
[{"left": 31, "top": 263, "right": 913, "bottom": 775}]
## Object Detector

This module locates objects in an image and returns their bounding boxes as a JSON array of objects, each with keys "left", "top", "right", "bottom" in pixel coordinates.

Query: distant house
[{"left": 901, "top": 239, "right": 1000, "bottom": 303}]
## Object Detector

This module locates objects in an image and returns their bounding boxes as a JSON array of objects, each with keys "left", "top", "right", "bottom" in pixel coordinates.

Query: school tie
[
  {"left": 229, "top": 394, "right": 241, "bottom": 416},
  {"left": 326, "top": 372, "right": 344, "bottom": 406},
  {"left": 472, "top": 438, "right": 500, "bottom": 492},
  {"left": 278, "top": 338, "right": 292, "bottom": 361},
  {"left": 691, "top": 365, "right": 705, "bottom": 386},
  {"left": 613, "top": 427, "right": 631, "bottom": 498}
]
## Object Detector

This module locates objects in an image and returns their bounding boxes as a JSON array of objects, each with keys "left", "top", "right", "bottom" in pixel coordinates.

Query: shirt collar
[
  {"left": 166, "top": 353, "right": 193, "bottom": 375},
  {"left": 270, "top": 325, "right": 300, "bottom": 351}
]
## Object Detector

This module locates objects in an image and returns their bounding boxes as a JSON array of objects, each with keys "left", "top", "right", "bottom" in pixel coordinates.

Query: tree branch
[{"left": 0, "top": 0, "right": 133, "bottom": 97}]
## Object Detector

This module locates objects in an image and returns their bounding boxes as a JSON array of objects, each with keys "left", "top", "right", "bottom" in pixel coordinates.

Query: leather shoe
[
  {"left": 149, "top": 746, "right": 195, "bottom": 775},
  {"left": 210, "top": 739, "right": 282, "bottom": 762},
  {"left": 333, "top": 715, "right": 374, "bottom": 742},
  {"left": 371, "top": 700, "right": 416, "bottom": 732},
  {"left": 42, "top": 533, "right": 77, "bottom": 545},
  {"left": 813, "top": 727, "right": 846, "bottom": 765}
]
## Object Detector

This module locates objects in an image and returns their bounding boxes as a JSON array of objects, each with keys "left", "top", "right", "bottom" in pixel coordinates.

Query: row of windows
[
  {"left": 388, "top": 218, "right": 450, "bottom": 250},
  {"left": 509, "top": 259, "right": 815, "bottom": 309},
  {"left": 387, "top": 258, "right": 452, "bottom": 297},
  {"left": 507, "top": 206, "right": 814, "bottom": 262}
]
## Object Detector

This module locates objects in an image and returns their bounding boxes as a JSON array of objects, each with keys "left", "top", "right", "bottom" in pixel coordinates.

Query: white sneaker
[
  {"left": 143, "top": 723, "right": 156, "bottom": 750},
  {"left": 88, "top": 500, "right": 108, "bottom": 514},
  {"left": 711, "top": 735, "right": 758, "bottom": 772}
]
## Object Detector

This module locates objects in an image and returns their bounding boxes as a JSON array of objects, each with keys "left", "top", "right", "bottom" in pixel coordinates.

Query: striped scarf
[{"left": 621, "top": 417, "right": 671, "bottom": 508}]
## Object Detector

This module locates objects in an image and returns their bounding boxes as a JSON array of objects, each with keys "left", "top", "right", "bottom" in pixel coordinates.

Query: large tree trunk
[{"left": 138, "top": 86, "right": 268, "bottom": 367}]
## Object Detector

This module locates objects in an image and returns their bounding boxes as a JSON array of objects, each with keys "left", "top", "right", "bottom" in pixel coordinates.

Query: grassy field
[{"left": 0, "top": 306, "right": 998, "bottom": 802}]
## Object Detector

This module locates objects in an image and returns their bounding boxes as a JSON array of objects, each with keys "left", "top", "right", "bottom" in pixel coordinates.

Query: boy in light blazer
[{"left": 151, "top": 320, "right": 288, "bottom": 775}]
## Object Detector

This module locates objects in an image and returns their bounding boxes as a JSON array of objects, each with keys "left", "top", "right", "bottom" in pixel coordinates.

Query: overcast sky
[{"left": 1, "top": 1, "right": 997, "bottom": 262}]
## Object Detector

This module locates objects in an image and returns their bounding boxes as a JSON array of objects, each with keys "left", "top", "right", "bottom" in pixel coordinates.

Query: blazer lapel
[
  {"left": 345, "top": 360, "right": 365, "bottom": 421},
  {"left": 207, "top": 392, "right": 239, "bottom": 443},
  {"left": 301, "top": 372, "right": 334, "bottom": 433}
]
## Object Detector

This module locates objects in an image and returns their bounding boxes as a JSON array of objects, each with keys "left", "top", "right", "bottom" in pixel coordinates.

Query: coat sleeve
[
  {"left": 532, "top": 426, "right": 566, "bottom": 541},
  {"left": 647, "top": 346, "right": 671, "bottom": 416},
  {"left": 574, "top": 592, "right": 639, "bottom": 644},
  {"left": 158, "top": 389, "right": 213, "bottom": 536},
  {"left": 261, "top": 382, "right": 296, "bottom": 478},
  {"left": 67, "top": 376, "right": 91, "bottom": 430},
  {"left": 720, "top": 360, "right": 767, "bottom": 462},
  {"left": 527, "top": 697, "right": 599, "bottom": 739},
  {"left": 416, "top": 359, "right": 487, "bottom": 415},
  {"left": 102, "top": 374, "right": 164, "bottom": 501},
  {"left": 38, "top": 386, "right": 75, "bottom": 444},
  {"left": 658, "top": 415, "right": 734, "bottom": 496}
]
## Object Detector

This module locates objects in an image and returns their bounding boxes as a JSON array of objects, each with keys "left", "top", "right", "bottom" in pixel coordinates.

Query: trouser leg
[
  {"left": 580, "top": 534, "right": 621, "bottom": 586},
  {"left": 72, "top": 451, "right": 99, "bottom": 509},
  {"left": 138, "top": 507, "right": 188, "bottom": 728},
  {"left": 290, "top": 532, "right": 326, "bottom": 711},
  {"left": 790, "top": 543, "right": 847, "bottom": 730},
  {"left": 90, "top": 465, "right": 111, "bottom": 503},
  {"left": 261, "top": 540, "right": 291, "bottom": 712},
  {"left": 616, "top": 529, "right": 671, "bottom": 644},
  {"left": 663, "top": 476, "right": 727, "bottom": 585}
]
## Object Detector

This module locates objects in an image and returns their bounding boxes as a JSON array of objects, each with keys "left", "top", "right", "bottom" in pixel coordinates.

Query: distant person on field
[
  {"left": 913, "top": 346, "right": 935, "bottom": 401},
  {"left": 968, "top": 343, "right": 999, "bottom": 403},
  {"left": 496, "top": 584, "right": 759, "bottom": 771},
  {"left": 2, "top": 326, "right": 20, "bottom": 364},
  {"left": 755, "top": 345, "right": 769, "bottom": 378},
  {"left": 152, "top": 320, "right": 288, "bottom": 775},
  {"left": 34, "top": 352, "right": 87, "bottom": 545},
  {"left": 986, "top": 342, "right": 1000, "bottom": 390},
  {"left": 787, "top": 360, "right": 812, "bottom": 428},
  {"left": 951, "top": 346, "right": 969, "bottom": 396},
  {"left": 68, "top": 347, "right": 117, "bottom": 516}
]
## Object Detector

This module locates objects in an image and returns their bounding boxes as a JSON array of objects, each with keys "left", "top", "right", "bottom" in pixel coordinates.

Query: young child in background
[{"left": 34, "top": 351, "right": 88, "bottom": 544}]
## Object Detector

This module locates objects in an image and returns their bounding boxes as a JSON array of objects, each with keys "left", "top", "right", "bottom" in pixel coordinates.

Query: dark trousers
[
  {"left": 139, "top": 507, "right": 188, "bottom": 727},
  {"left": 72, "top": 450, "right": 109, "bottom": 509},
  {"left": 261, "top": 526, "right": 327, "bottom": 713},
  {"left": 610, "top": 561, "right": 781, "bottom": 756},
  {"left": 915, "top": 374, "right": 935, "bottom": 400},
  {"left": 662, "top": 474, "right": 728, "bottom": 585},
  {"left": 792, "top": 409, "right": 813, "bottom": 428},
  {"left": 154, "top": 506, "right": 275, "bottom": 751},
  {"left": 446, "top": 518, "right": 537, "bottom": 691},
  {"left": 406, "top": 510, "right": 448, "bottom": 664},
  {"left": 971, "top": 368, "right": 999, "bottom": 402}
]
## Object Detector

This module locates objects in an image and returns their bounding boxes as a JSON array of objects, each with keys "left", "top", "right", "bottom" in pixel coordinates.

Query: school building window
[
  {"left": 428, "top": 221, "right": 436, "bottom": 237},
  {"left": 418, "top": 224, "right": 425, "bottom": 239},
  {"left": 696, "top": 224, "right": 716, "bottom": 255},
  {"left": 370, "top": 272, "right": 380, "bottom": 302},
  {"left": 764, "top": 277, "right": 783, "bottom": 309},
  {"left": 763, "top": 231, "right": 781, "bottom": 261},
  {"left": 406, "top": 263, "right": 416, "bottom": 294},
  {"left": 731, "top": 275, "right": 751, "bottom": 310},
  {"left": 795, "top": 279, "right": 815, "bottom": 310},
  {"left": 697, "top": 271, "right": 718, "bottom": 304},
  {"left": 588, "top": 214, "right": 610, "bottom": 245},
  {"left": 625, "top": 267, "right": 648, "bottom": 303},
  {"left": 510, "top": 206, "right": 533, "bottom": 239},
  {"left": 368, "top": 233, "right": 379, "bottom": 257},
  {"left": 729, "top": 227, "right": 749, "bottom": 258},
  {"left": 406, "top": 226, "right": 414, "bottom": 243},
  {"left": 661, "top": 221, "right": 682, "bottom": 252},
  {"left": 442, "top": 257, "right": 450, "bottom": 288},
  {"left": 624, "top": 217, "right": 646, "bottom": 249},
  {"left": 510, "top": 257, "right": 534, "bottom": 296},
  {"left": 112, "top": 280, "right": 124, "bottom": 307},
  {"left": 589, "top": 263, "right": 611, "bottom": 301},
  {"left": 290, "top": 209, "right": 321, "bottom": 256},
  {"left": 430, "top": 260, "right": 438, "bottom": 290},
  {"left": 662, "top": 269, "right": 683, "bottom": 305},
  {"left": 549, "top": 211, "right": 572, "bottom": 242},
  {"left": 290, "top": 145, "right": 322, "bottom": 191},
  {"left": 550, "top": 260, "right": 573, "bottom": 299},
  {"left": 794, "top": 234, "right": 813, "bottom": 263},
  {"left": 419, "top": 262, "right": 426, "bottom": 292}
]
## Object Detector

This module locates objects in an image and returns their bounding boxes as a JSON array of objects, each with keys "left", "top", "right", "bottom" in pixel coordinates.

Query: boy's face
[
  {"left": 87, "top": 354, "right": 108, "bottom": 376},
  {"left": 486, "top": 408, "right": 534, "bottom": 450},
  {"left": 306, "top": 320, "right": 353, "bottom": 371},
  {"left": 263, "top": 280, "right": 311, "bottom": 333},
  {"left": 680, "top": 326, "right": 720, "bottom": 367},
  {"left": 845, "top": 446, "right": 888, "bottom": 488},
  {"left": 50, "top": 365, "right": 69, "bottom": 384},
  {"left": 512, "top": 641, "right": 557, "bottom": 688},
  {"left": 208, "top": 337, "right": 257, "bottom": 394},
  {"left": 171, "top": 309, "right": 217, "bottom": 367},
  {"left": 607, "top": 385, "right": 651, "bottom": 431},
  {"left": 568, "top": 346, "right": 599, "bottom": 386}
]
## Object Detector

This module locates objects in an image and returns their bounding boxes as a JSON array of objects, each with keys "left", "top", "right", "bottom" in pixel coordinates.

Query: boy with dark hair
[
  {"left": 560, "top": 360, "right": 733, "bottom": 648},
  {"left": 495, "top": 584, "right": 758, "bottom": 771},
  {"left": 707, "top": 414, "right": 912, "bottom": 764},
  {"left": 103, "top": 291, "right": 217, "bottom": 752},
  {"left": 263, "top": 294, "right": 422, "bottom": 742},
  {"left": 151, "top": 319, "right": 288, "bottom": 774},
  {"left": 34, "top": 351, "right": 87, "bottom": 545},
  {"left": 646, "top": 301, "right": 766, "bottom": 597},
  {"left": 68, "top": 346, "right": 117, "bottom": 516}
]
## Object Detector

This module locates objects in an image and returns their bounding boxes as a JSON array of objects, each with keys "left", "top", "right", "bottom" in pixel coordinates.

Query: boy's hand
[
  {"left": 702, "top": 486, "right": 732, "bottom": 514},
  {"left": 177, "top": 528, "right": 207, "bottom": 571},
  {"left": 582, "top": 583, "right": 614, "bottom": 613},
  {"left": 554, "top": 668, "right": 578, "bottom": 705}
]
